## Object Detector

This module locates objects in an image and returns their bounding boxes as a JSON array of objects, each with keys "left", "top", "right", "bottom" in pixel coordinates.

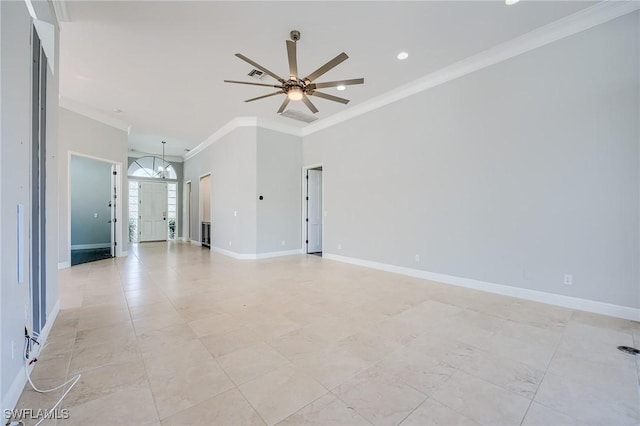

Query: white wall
[
  {"left": 184, "top": 127, "right": 258, "bottom": 254},
  {"left": 256, "top": 128, "right": 302, "bottom": 254},
  {"left": 1, "top": 0, "right": 60, "bottom": 411},
  {"left": 303, "top": 13, "right": 640, "bottom": 311},
  {"left": 58, "top": 108, "right": 128, "bottom": 264}
]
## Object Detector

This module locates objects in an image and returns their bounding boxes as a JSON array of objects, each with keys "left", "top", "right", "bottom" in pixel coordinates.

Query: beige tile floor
[{"left": 16, "top": 242, "right": 640, "bottom": 426}]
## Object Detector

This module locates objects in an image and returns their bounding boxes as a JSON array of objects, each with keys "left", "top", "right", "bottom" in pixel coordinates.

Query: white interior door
[
  {"left": 307, "top": 169, "right": 323, "bottom": 253},
  {"left": 139, "top": 181, "right": 168, "bottom": 242}
]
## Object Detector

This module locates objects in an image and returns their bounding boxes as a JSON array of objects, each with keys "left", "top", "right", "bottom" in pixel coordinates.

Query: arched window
[{"left": 128, "top": 156, "right": 177, "bottom": 179}]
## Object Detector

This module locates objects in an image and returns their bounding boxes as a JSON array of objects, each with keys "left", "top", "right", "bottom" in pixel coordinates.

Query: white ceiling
[{"left": 59, "top": 1, "right": 596, "bottom": 158}]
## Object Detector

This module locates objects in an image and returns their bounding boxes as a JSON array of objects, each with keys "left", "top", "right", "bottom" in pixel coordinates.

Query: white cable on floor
[
  {"left": 23, "top": 340, "right": 81, "bottom": 426},
  {"left": 25, "top": 364, "right": 81, "bottom": 426}
]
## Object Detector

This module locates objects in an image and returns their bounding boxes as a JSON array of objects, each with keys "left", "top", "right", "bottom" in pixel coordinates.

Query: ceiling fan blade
[
  {"left": 309, "top": 91, "right": 350, "bottom": 104},
  {"left": 224, "top": 80, "right": 283, "bottom": 88},
  {"left": 286, "top": 40, "right": 298, "bottom": 78},
  {"left": 301, "top": 94, "right": 319, "bottom": 114},
  {"left": 277, "top": 97, "right": 290, "bottom": 114},
  {"left": 304, "top": 52, "right": 349, "bottom": 83},
  {"left": 309, "top": 78, "right": 364, "bottom": 89},
  {"left": 244, "top": 91, "right": 283, "bottom": 103},
  {"left": 235, "top": 53, "right": 286, "bottom": 83}
]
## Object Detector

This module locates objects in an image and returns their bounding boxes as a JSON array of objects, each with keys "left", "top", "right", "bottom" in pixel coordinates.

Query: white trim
[
  {"left": 301, "top": 164, "right": 324, "bottom": 254},
  {"left": 184, "top": 117, "right": 301, "bottom": 161},
  {"left": 118, "top": 250, "right": 128, "bottom": 257},
  {"left": 70, "top": 243, "right": 111, "bottom": 250},
  {"left": 2, "top": 300, "right": 60, "bottom": 415},
  {"left": 323, "top": 254, "right": 640, "bottom": 322},
  {"left": 60, "top": 97, "right": 130, "bottom": 132},
  {"left": 296, "top": 1, "right": 640, "bottom": 136},
  {"left": 57, "top": 261, "right": 71, "bottom": 270},
  {"left": 255, "top": 117, "right": 303, "bottom": 137},
  {"left": 197, "top": 173, "right": 212, "bottom": 245},
  {"left": 211, "top": 247, "right": 252, "bottom": 259},
  {"left": 211, "top": 247, "right": 303, "bottom": 260},
  {"left": 190, "top": 240, "right": 202, "bottom": 246},
  {"left": 68, "top": 153, "right": 124, "bottom": 262},
  {"left": 255, "top": 249, "right": 304, "bottom": 259},
  {"left": 185, "top": 117, "right": 256, "bottom": 160},
  {"left": 128, "top": 150, "right": 184, "bottom": 163},
  {"left": 51, "top": 0, "right": 70, "bottom": 23}
]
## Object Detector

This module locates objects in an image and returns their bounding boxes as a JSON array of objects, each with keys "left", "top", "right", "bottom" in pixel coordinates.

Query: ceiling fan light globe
[{"left": 287, "top": 87, "right": 304, "bottom": 101}]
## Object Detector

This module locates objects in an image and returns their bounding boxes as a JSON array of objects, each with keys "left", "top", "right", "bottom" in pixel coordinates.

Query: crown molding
[
  {"left": 184, "top": 117, "right": 301, "bottom": 161},
  {"left": 256, "top": 117, "right": 303, "bottom": 137},
  {"left": 301, "top": 0, "right": 640, "bottom": 137},
  {"left": 59, "top": 97, "right": 131, "bottom": 132},
  {"left": 51, "top": 0, "right": 70, "bottom": 24}
]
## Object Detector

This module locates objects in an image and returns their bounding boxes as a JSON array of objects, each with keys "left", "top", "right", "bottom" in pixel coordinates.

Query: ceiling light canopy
[
  {"left": 287, "top": 86, "right": 304, "bottom": 101},
  {"left": 397, "top": 51, "right": 409, "bottom": 60}
]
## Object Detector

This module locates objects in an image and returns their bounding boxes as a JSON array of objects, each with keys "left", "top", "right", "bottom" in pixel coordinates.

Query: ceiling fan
[{"left": 224, "top": 30, "right": 364, "bottom": 114}]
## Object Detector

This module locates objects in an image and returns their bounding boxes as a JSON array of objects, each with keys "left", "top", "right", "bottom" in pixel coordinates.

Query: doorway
[
  {"left": 199, "top": 174, "right": 211, "bottom": 247},
  {"left": 304, "top": 166, "right": 323, "bottom": 255},
  {"left": 70, "top": 155, "right": 116, "bottom": 266},
  {"left": 186, "top": 181, "right": 192, "bottom": 241}
]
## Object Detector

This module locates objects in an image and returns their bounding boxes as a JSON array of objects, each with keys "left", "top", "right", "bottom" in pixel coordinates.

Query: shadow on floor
[{"left": 71, "top": 248, "right": 113, "bottom": 266}]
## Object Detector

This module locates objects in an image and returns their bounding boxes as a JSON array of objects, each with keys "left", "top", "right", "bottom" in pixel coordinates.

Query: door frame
[
  {"left": 68, "top": 151, "right": 124, "bottom": 261},
  {"left": 301, "top": 163, "right": 324, "bottom": 255},
  {"left": 198, "top": 172, "right": 212, "bottom": 245},
  {"left": 185, "top": 180, "right": 192, "bottom": 241}
]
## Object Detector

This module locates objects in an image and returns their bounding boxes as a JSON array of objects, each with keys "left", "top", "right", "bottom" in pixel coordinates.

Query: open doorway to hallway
[{"left": 304, "top": 165, "right": 323, "bottom": 256}]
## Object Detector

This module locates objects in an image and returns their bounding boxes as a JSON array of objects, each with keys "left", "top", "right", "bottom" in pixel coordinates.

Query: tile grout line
[{"left": 518, "top": 310, "right": 574, "bottom": 426}]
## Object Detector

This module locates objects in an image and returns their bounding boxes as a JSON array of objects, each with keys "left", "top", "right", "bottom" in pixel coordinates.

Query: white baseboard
[
  {"left": 323, "top": 253, "right": 640, "bottom": 322},
  {"left": 118, "top": 251, "right": 128, "bottom": 257},
  {"left": 2, "top": 300, "right": 60, "bottom": 415},
  {"left": 57, "top": 261, "right": 71, "bottom": 270},
  {"left": 190, "top": 240, "right": 202, "bottom": 246},
  {"left": 70, "top": 243, "right": 111, "bottom": 250},
  {"left": 211, "top": 247, "right": 303, "bottom": 260},
  {"left": 255, "top": 249, "right": 304, "bottom": 259}
]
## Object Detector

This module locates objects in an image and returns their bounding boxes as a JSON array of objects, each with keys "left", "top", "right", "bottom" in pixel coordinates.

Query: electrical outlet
[
  {"left": 281, "top": 240, "right": 285, "bottom": 246},
  {"left": 234, "top": 211, "right": 237, "bottom": 217},
  {"left": 229, "top": 240, "right": 232, "bottom": 246},
  {"left": 414, "top": 254, "right": 420, "bottom": 262},
  {"left": 338, "top": 243, "right": 342, "bottom": 250},
  {"left": 563, "top": 274, "right": 573, "bottom": 286}
]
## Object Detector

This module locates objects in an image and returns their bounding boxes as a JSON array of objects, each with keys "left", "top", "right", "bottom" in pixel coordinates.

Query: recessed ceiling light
[
  {"left": 397, "top": 52, "right": 409, "bottom": 60},
  {"left": 113, "top": 108, "right": 123, "bottom": 113},
  {"left": 505, "top": 0, "right": 520, "bottom": 5},
  {"left": 336, "top": 85, "right": 346, "bottom": 91}
]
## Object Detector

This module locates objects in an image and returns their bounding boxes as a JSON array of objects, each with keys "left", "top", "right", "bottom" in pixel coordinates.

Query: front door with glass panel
[{"left": 139, "top": 181, "right": 168, "bottom": 241}]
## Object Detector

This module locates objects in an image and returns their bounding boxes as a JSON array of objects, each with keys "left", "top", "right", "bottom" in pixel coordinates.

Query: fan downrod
[{"left": 290, "top": 30, "right": 301, "bottom": 42}]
